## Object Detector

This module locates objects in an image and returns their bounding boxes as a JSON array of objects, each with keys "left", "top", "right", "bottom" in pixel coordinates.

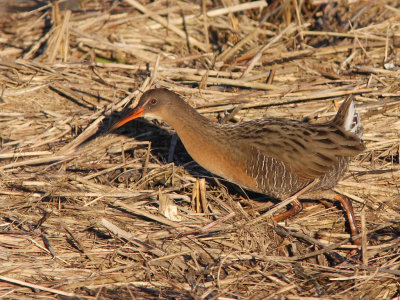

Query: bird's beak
[{"left": 109, "top": 107, "right": 144, "bottom": 132}]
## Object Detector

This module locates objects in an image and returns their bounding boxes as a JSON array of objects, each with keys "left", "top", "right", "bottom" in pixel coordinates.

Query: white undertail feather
[{"left": 343, "top": 98, "right": 363, "bottom": 139}]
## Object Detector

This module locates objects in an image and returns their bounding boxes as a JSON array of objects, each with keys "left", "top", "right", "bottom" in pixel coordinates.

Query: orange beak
[{"left": 109, "top": 108, "right": 144, "bottom": 132}]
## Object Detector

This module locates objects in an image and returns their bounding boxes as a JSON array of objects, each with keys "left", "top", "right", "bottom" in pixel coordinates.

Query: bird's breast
[{"left": 177, "top": 130, "right": 257, "bottom": 189}]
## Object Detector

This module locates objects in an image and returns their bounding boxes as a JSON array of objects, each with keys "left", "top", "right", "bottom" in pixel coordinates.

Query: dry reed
[{"left": 0, "top": 0, "right": 399, "bottom": 299}]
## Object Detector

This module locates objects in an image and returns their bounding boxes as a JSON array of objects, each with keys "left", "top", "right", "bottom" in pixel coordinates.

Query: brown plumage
[{"left": 110, "top": 88, "right": 365, "bottom": 244}]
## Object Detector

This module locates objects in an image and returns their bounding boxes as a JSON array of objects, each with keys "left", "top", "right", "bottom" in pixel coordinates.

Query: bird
[{"left": 110, "top": 88, "right": 365, "bottom": 244}]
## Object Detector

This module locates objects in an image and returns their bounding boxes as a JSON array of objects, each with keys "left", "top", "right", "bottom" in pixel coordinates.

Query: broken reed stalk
[{"left": 0, "top": 1, "right": 399, "bottom": 299}]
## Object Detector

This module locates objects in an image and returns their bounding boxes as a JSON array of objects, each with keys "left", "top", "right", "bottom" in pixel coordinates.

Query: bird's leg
[
  {"left": 249, "top": 180, "right": 318, "bottom": 225},
  {"left": 272, "top": 180, "right": 318, "bottom": 222},
  {"left": 333, "top": 194, "right": 361, "bottom": 246},
  {"left": 311, "top": 190, "right": 361, "bottom": 246},
  {"left": 273, "top": 198, "right": 303, "bottom": 222}
]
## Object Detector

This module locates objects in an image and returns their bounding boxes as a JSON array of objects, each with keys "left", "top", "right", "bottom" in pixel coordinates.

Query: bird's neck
[
  {"left": 164, "top": 99, "right": 220, "bottom": 139},
  {"left": 162, "top": 99, "right": 252, "bottom": 187},
  {"left": 162, "top": 99, "right": 231, "bottom": 169}
]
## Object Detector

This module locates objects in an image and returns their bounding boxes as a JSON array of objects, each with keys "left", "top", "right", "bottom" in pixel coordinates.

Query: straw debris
[{"left": 0, "top": 0, "right": 399, "bottom": 298}]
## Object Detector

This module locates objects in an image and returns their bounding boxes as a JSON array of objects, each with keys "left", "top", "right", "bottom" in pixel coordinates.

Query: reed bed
[{"left": 0, "top": 0, "right": 399, "bottom": 299}]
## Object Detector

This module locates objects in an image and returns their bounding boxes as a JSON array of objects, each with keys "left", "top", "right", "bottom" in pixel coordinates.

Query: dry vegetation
[{"left": 0, "top": 0, "right": 400, "bottom": 299}]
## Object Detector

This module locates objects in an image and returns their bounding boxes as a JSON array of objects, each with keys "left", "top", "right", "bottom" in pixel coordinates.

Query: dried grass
[{"left": 0, "top": 0, "right": 400, "bottom": 299}]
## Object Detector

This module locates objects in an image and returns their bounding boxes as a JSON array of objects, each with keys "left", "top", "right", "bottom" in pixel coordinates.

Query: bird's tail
[{"left": 332, "top": 96, "right": 363, "bottom": 139}]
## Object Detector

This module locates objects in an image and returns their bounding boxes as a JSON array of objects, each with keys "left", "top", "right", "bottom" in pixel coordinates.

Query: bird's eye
[{"left": 150, "top": 98, "right": 157, "bottom": 105}]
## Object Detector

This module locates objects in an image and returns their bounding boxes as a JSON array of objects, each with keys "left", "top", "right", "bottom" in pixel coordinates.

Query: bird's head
[{"left": 109, "top": 88, "right": 180, "bottom": 131}]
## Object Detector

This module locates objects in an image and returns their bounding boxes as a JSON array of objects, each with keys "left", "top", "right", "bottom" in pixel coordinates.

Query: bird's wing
[{"left": 234, "top": 118, "right": 365, "bottom": 180}]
